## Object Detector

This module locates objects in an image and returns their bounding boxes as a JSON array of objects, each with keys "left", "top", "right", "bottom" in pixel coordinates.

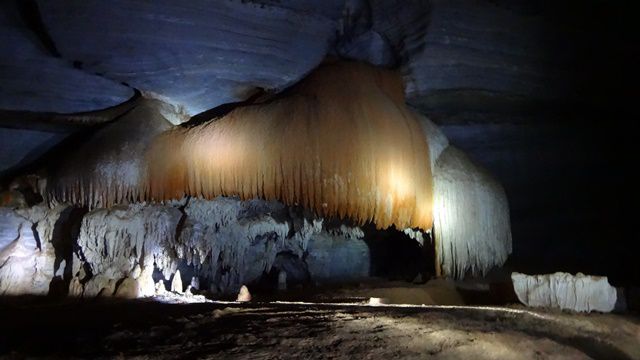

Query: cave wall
[{"left": 0, "top": 197, "right": 371, "bottom": 297}]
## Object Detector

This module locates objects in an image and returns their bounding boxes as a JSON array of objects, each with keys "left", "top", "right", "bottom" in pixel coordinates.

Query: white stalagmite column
[{"left": 432, "top": 146, "right": 512, "bottom": 278}]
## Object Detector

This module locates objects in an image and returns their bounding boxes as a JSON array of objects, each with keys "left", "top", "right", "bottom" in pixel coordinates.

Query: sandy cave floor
[{"left": 0, "top": 296, "right": 639, "bottom": 360}]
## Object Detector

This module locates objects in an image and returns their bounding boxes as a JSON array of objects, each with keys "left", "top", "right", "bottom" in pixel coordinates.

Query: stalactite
[
  {"left": 432, "top": 146, "right": 512, "bottom": 278},
  {"left": 46, "top": 99, "right": 174, "bottom": 209},
  {"left": 42, "top": 61, "right": 515, "bottom": 281},
  {"left": 147, "top": 61, "right": 434, "bottom": 230},
  {"left": 414, "top": 112, "right": 449, "bottom": 172}
]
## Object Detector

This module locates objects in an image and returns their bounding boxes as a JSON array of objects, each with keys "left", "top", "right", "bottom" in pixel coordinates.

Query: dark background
[{"left": 417, "top": 0, "right": 638, "bottom": 285}]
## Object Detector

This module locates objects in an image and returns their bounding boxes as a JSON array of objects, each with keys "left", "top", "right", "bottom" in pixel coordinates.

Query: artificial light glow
[{"left": 147, "top": 61, "right": 434, "bottom": 230}]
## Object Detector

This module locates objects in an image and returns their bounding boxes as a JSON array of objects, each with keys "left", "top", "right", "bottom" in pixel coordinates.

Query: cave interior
[{"left": 0, "top": 0, "right": 638, "bottom": 358}]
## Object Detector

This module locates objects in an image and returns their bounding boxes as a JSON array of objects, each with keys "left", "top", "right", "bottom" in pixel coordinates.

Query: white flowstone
[
  {"left": 47, "top": 99, "right": 175, "bottom": 209},
  {"left": 433, "top": 146, "right": 512, "bottom": 278},
  {"left": 511, "top": 272, "right": 617, "bottom": 313},
  {"left": 416, "top": 113, "right": 450, "bottom": 172}
]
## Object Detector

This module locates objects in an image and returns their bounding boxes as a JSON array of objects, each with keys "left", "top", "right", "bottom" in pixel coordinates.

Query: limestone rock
[
  {"left": 178, "top": 197, "right": 312, "bottom": 294},
  {"left": 47, "top": 99, "right": 175, "bottom": 208},
  {"left": 76, "top": 204, "right": 182, "bottom": 281},
  {"left": 0, "top": 208, "right": 41, "bottom": 295},
  {"left": 511, "top": 272, "right": 617, "bottom": 313},
  {"left": 405, "top": 0, "right": 571, "bottom": 112},
  {"left": 2, "top": 196, "right": 374, "bottom": 297},
  {"left": 155, "top": 280, "right": 167, "bottom": 295},
  {"left": 83, "top": 275, "right": 113, "bottom": 297},
  {"left": 37, "top": 0, "right": 338, "bottom": 117},
  {"left": 305, "top": 229, "right": 370, "bottom": 282},
  {"left": 0, "top": 1, "right": 133, "bottom": 113},
  {"left": 114, "top": 277, "right": 139, "bottom": 299},
  {"left": 68, "top": 276, "right": 83, "bottom": 297},
  {"left": 433, "top": 146, "right": 512, "bottom": 278},
  {"left": 0, "top": 205, "right": 70, "bottom": 295},
  {"left": 137, "top": 266, "right": 156, "bottom": 297}
]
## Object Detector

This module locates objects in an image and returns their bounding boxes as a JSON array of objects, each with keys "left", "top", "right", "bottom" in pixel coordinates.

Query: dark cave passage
[{"left": 362, "top": 223, "right": 434, "bottom": 283}]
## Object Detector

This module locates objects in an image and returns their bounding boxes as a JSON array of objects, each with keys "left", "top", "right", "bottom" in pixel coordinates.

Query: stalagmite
[
  {"left": 171, "top": 270, "right": 183, "bottom": 293},
  {"left": 147, "top": 61, "right": 434, "bottom": 231},
  {"left": 432, "top": 146, "right": 512, "bottom": 278},
  {"left": 237, "top": 285, "right": 251, "bottom": 302}
]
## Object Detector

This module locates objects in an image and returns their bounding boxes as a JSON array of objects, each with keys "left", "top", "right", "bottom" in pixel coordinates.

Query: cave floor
[{"left": 0, "top": 297, "right": 639, "bottom": 359}]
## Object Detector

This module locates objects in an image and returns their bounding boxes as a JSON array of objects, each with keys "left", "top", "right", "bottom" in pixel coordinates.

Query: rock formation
[
  {"left": 0, "top": 0, "right": 535, "bottom": 297},
  {"left": 511, "top": 272, "right": 617, "bottom": 313},
  {"left": 0, "top": 196, "right": 372, "bottom": 297}
]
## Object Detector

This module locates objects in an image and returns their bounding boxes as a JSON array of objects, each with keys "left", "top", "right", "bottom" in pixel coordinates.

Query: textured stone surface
[
  {"left": 306, "top": 229, "right": 369, "bottom": 282},
  {"left": 433, "top": 146, "right": 512, "bottom": 278},
  {"left": 178, "top": 197, "right": 369, "bottom": 294},
  {"left": 0, "top": 205, "right": 70, "bottom": 295},
  {"left": 512, "top": 272, "right": 617, "bottom": 313},
  {"left": 336, "top": 0, "right": 428, "bottom": 66},
  {"left": 0, "top": 2, "right": 134, "bottom": 113},
  {"left": 405, "top": 0, "right": 570, "bottom": 111},
  {"left": 1, "top": 197, "right": 371, "bottom": 298},
  {"left": 47, "top": 99, "right": 175, "bottom": 208},
  {"left": 37, "top": 0, "right": 339, "bottom": 116},
  {"left": 77, "top": 204, "right": 182, "bottom": 285}
]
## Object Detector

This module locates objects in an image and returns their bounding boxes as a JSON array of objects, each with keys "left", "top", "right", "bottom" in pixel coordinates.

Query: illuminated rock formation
[
  {"left": 40, "top": 61, "right": 512, "bottom": 284},
  {"left": 0, "top": 205, "right": 70, "bottom": 295},
  {"left": 1, "top": 196, "right": 370, "bottom": 297},
  {"left": 512, "top": 272, "right": 617, "bottom": 313},
  {"left": 0, "top": 1, "right": 133, "bottom": 114},
  {"left": 433, "top": 146, "right": 512, "bottom": 278},
  {"left": 47, "top": 99, "right": 174, "bottom": 208},
  {"left": 148, "top": 61, "right": 434, "bottom": 231}
]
